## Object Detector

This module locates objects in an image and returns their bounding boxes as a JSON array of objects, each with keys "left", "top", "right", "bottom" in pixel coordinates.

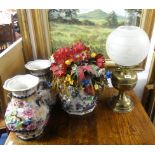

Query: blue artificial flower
[
  {"left": 82, "top": 79, "right": 90, "bottom": 86},
  {"left": 47, "top": 81, "right": 52, "bottom": 88},
  {"left": 106, "top": 71, "right": 112, "bottom": 79}
]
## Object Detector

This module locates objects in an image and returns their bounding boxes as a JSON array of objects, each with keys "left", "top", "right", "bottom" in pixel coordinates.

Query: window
[
  {"left": 0, "top": 9, "right": 21, "bottom": 53},
  {"left": 48, "top": 9, "right": 142, "bottom": 59}
]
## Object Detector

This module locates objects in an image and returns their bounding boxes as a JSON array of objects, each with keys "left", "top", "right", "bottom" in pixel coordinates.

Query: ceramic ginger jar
[
  {"left": 25, "top": 59, "right": 56, "bottom": 108},
  {"left": 3, "top": 74, "right": 49, "bottom": 140}
]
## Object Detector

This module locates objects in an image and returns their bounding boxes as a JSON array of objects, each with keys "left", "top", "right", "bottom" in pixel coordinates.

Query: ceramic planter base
[
  {"left": 16, "top": 128, "right": 44, "bottom": 140},
  {"left": 60, "top": 86, "right": 97, "bottom": 116},
  {"left": 62, "top": 102, "right": 96, "bottom": 115}
]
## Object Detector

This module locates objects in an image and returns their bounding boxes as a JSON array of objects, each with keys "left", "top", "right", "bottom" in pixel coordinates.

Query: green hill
[
  {"left": 77, "top": 9, "right": 108, "bottom": 20},
  {"left": 77, "top": 9, "right": 124, "bottom": 21}
]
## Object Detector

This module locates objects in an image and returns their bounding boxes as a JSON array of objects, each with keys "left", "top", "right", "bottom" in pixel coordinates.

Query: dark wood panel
[{"left": 5, "top": 88, "right": 155, "bottom": 145}]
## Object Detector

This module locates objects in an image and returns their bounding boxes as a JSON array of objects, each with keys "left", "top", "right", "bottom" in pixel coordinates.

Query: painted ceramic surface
[
  {"left": 36, "top": 75, "right": 56, "bottom": 107},
  {"left": 25, "top": 60, "right": 56, "bottom": 107},
  {"left": 4, "top": 75, "right": 49, "bottom": 140},
  {"left": 60, "top": 86, "right": 97, "bottom": 115}
]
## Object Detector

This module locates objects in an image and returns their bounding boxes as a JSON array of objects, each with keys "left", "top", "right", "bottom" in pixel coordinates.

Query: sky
[{"left": 78, "top": 9, "right": 126, "bottom": 16}]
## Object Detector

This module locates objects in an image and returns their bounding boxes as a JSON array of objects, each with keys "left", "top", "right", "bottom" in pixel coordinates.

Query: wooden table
[
  {"left": 0, "top": 117, "right": 5, "bottom": 130},
  {"left": 0, "top": 115, "right": 6, "bottom": 135},
  {"left": 5, "top": 88, "right": 155, "bottom": 145}
]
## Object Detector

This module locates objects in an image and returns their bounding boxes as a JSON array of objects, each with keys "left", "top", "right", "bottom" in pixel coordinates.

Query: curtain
[{"left": 17, "top": 9, "right": 51, "bottom": 62}]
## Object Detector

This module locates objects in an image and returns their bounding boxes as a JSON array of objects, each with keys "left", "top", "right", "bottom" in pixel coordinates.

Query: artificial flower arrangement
[{"left": 50, "top": 42, "right": 108, "bottom": 115}]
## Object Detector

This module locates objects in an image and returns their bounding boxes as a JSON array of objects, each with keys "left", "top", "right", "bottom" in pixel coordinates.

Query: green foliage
[
  {"left": 106, "top": 11, "right": 118, "bottom": 28},
  {"left": 49, "top": 9, "right": 126, "bottom": 58},
  {"left": 102, "top": 20, "right": 109, "bottom": 27},
  {"left": 125, "top": 9, "right": 142, "bottom": 14},
  {"left": 48, "top": 9, "right": 79, "bottom": 22},
  {"left": 50, "top": 22, "right": 114, "bottom": 58},
  {"left": 82, "top": 20, "right": 95, "bottom": 26}
]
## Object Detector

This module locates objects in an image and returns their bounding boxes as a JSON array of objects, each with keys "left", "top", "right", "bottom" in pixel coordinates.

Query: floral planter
[
  {"left": 3, "top": 74, "right": 49, "bottom": 140},
  {"left": 25, "top": 59, "right": 56, "bottom": 108},
  {"left": 59, "top": 86, "right": 97, "bottom": 115},
  {"left": 50, "top": 42, "right": 108, "bottom": 115}
]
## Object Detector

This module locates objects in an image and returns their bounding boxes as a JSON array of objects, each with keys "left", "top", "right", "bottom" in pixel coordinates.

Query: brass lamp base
[
  {"left": 109, "top": 67, "right": 137, "bottom": 113},
  {"left": 109, "top": 91, "right": 134, "bottom": 113}
]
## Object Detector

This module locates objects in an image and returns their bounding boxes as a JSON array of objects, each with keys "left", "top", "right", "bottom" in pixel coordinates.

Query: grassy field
[{"left": 49, "top": 22, "right": 114, "bottom": 58}]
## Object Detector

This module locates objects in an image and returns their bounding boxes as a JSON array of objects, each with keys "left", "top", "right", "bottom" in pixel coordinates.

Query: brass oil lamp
[{"left": 106, "top": 26, "right": 150, "bottom": 113}]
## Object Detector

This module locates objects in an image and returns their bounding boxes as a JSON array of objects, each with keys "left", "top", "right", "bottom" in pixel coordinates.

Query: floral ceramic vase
[
  {"left": 25, "top": 59, "right": 56, "bottom": 108},
  {"left": 59, "top": 86, "right": 97, "bottom": 115},
  {"left": 3, "top": 74, "right": 49, "bottom": 140}
]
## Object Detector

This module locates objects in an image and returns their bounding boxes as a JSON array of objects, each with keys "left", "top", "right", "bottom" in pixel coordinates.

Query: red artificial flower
[
  {"left": 53, "top": 48, "right": 70, "bottom": 64},
  {"left": 72, "top": 42, "right": 89, "bottom": 53},
  {"left": 50, "top": 42, "right": 98, "bottom": 77},
  {"left": 96, "top": 54, "right": 105, "bottom": 68},
  {"left": 71, "top": 42, "right": 90, "bottom": 62},
  {"left": 50, "top": 63, "right": 67, "bottom": 77},
  {"left": 78, "top": 65, "right": 94, "bottom": 81}
]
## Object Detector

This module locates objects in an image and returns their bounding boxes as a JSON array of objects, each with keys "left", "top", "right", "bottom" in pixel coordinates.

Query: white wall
[{"left": 134, "top": 24, "right": 155, "bottom": 100}]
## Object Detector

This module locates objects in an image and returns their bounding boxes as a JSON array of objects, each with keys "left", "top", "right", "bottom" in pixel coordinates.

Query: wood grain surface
[
  {"left": 5, "top": 88, "right": 155, "bottom": 145},
  {"left": 0, "top": 117, "right": 5, "bottom": 131},
  {"left": 0, "top": 38, "right": 25, "bottom": 110}
]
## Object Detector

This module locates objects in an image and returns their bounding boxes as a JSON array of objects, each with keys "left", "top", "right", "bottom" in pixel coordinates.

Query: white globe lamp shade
[{"left": 106, "top": 26, "right": 150, "bottom": 66}]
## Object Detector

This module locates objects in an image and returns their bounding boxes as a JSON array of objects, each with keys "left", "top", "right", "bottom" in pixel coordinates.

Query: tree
[
  {"left": 48, "top": 9, "right": 79, "bottom": 22},
  {"left": 63, "top": 9, "right": 79, "bottom": 20},
  {"left": 106, "top": 11, "right": 118, "bottom": 28},
  {"left": 48, "top": 9, "right": 60, "bottom": 21}
]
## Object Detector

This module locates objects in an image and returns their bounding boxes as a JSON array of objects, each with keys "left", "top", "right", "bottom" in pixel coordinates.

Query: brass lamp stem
[
  {"left": 118, "top": 91, "right": 124, "bottom": 99},
  {"left": 109, "top": 67, "right": 137, "bottom": 113},
  {"left": 110, "top": 90, "right": 134, "bottom": 113}
]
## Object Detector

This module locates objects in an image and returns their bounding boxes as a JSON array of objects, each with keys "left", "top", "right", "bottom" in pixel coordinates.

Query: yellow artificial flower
[
  {"left": 65, "top": 74, "right": 74, "bottom": 85},
  {"left": 69, "top": 79, "right": 74, "bottom": 85},
  {"left": 91, "top": 52, "right": 97, "bottom": 58},
  {"left": 94, "top": 84, "right": 99, "bottom": 90},
  {"left": 65, "top": 59, "right": 72, "bottom": 65},
  {"left": 65, "top": 74, "right": 71, "bottom": 81}
]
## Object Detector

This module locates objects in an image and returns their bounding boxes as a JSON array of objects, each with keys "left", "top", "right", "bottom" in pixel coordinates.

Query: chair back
[{"left": 0, "top": 24, "right": 16, "bottom": 43}]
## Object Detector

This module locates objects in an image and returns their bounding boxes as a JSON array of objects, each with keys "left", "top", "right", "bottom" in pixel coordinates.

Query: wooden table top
[
  {"left": 5, "top": 88, "right": 155, "bottom": 145},
  {"left": 0, "top": 117, "right": 5, "bottom": 130}
]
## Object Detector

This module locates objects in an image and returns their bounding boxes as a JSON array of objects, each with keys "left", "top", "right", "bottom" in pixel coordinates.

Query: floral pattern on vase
[
  {"left": 59, "top": 86, "right": 97, "bottom": 115},
  {"left": 3, "top": 74, "right": 49, "bottom": 140},
  {"left": 25, "top": 59, "right": 56, "bottom": 108}
]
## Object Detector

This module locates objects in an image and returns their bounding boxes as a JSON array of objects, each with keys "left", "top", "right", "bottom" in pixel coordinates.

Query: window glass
[{"left": 0, "top": 9, "right": 21, "bottom": 53}]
